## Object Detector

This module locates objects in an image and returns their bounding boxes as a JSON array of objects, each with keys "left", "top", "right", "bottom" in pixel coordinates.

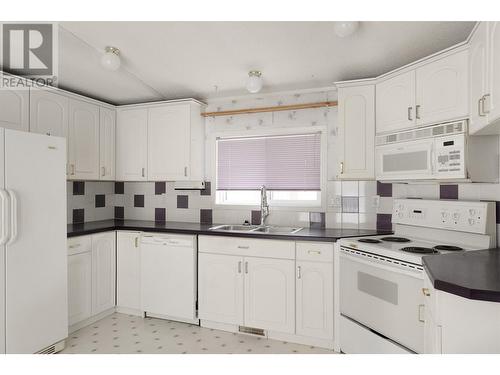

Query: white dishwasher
[{"left": 140, "top": 233, "right": 198, "bottom": 324}]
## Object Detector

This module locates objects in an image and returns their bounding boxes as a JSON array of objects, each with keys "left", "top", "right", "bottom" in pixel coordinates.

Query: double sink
[{"left": 209, "top": 224, "right": 303, "bottom": 235}]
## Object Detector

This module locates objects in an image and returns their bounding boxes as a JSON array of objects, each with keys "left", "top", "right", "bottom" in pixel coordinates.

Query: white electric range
[{"left": 337, "top": 199, "right": 497, "bottom": 354}]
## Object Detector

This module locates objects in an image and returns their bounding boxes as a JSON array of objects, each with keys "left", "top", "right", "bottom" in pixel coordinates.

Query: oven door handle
[{"left": 340, "top": 248, "right": 423, "bottom": 279}]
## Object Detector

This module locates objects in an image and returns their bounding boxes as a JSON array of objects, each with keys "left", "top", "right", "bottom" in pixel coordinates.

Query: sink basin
[
  {"left": 209, "top": 224, "right": 302, "bottom": 235},
  {"left": 252, "top": 226, "right": 303, "bottom": 234}
]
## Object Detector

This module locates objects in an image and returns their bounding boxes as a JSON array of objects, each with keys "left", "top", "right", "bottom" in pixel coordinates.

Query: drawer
[
  {"left": 67, "top": 235, "right": 92, "bottom": 256},
  {"left": 296, "top": 241, "right": 333, "bottom": 262},
  {"left": 198, "top": 235, "right": 295, "bottom": 259}
]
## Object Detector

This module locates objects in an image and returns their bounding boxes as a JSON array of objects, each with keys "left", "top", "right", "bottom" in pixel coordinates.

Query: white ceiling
[{"left": 58, "top": 21, "right": 475, "bottom": 105}]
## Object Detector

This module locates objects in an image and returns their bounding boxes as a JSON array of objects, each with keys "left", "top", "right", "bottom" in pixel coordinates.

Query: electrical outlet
[{"left": 329, "top": 196, "right": 342, "bottom": 208}]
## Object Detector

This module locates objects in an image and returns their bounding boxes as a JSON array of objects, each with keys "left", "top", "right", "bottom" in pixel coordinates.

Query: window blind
[{"left": 216, "top": 133, "right": 321, "bottom": 191}]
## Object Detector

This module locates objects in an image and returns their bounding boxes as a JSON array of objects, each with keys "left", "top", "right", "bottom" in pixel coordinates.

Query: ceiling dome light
[
  {"left": 246, "top": 70, "right": 263, "bottom": 93},
  {"left": 101, "top": 46, "right": 121, "bottom": 71},
  {"left": 334, "top": 22, "right": 360, "bottom": 38}
]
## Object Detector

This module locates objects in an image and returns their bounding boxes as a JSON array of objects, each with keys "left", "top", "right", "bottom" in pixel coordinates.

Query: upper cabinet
[
  {"left": 0, "top": 76, "right": 29, "bottom": 132},
  {"left": 469, "top": 22, "right": 500, "bottom": 135},
  {"left": 67, "top": 99, "right": 100, "bottom": 180},
  {"left": 376, "top": 49, "right": 469, "bottom": 134},
  {"left": 30, "top": 88, "right": 69, "bottom": 137},
  {"left": 336, "top": 80, "right": 375, "bottom": 180},
  {"left": 99, "top": 107, "right": 116, "bottom": 180},
  {"left": 116, "top": 100, "right": 205, "bottom": 182},
  {"left": 116, "top": 108, "right": 148, "bottom": 181}
]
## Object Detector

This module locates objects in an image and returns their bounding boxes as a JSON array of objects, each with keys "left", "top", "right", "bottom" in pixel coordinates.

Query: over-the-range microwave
[{"left": 375, "top": 120, "right": 499, "bottom": 183}]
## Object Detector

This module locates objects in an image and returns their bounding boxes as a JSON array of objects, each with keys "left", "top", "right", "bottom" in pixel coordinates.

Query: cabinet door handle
[
  {"left": 68, "top": 244, "right": 81, "bottom": 249},
  {"left": 101, "top": 166, "right": 106, "bottom": 177},
  {"left": 478, "top": 97, "right": 485, "bottom": 117},
  {"left": 135, "top": 237, "right": 139, "bottom": 248},
  {"left": 415, "top": 105, "right": 421, "bottom": 120},
  {"left": 237, "top": 245, "right": 249, "bottom": 249},
  {"left": 244, "top": 261, "right": 248, "bottom": 274},
  {"left": 407, "top": 107, "right": 413, "bottom": 121},
  {"left": 297, "top": 266, "right": 301, "bottom": 279},
  {"left": 482, "top": 94, "right": 490, "bottom": 114},
  {"left": 308, "top": 250, "right": 321, "bottom": 255},
  {"left": 141, "top": 167, "right": 145, "bottom": 178},
  {"left": 184, "top": 166, "right": 188, "bottom": 177},
  {"left": 340, "top": 162, "right": 344, "bottom": 174},
  {"left": 418, "top": 304, "right": 425, "bottom": 323},
  {"left": 71, "top": 164, "right": 75, "bottom": 175},
  {"left": 422, "top": 287, "right": 430, "bottom": 297},
  {"left": 238, "top": 261, "right": 242, "bottom": 274}
]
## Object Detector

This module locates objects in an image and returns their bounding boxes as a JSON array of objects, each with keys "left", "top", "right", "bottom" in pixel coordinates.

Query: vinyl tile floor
[{"left": 60, "top": 313, "right": 334, "bottom": 354}]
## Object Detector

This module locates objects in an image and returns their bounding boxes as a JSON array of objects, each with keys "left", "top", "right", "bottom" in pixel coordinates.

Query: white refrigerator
[{"left": 0, "top": 128, "right": 68, "bottom": 354}]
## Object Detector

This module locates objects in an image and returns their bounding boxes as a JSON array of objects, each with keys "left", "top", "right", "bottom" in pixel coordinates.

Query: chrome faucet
[{"left": 260, "top": 185, "right": 270, "bottom": 226}]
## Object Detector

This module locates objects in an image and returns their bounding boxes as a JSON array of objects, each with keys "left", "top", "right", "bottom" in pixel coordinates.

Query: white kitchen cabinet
[
  {"left": 116, "top": 231, "right": 142, "bottom": 313},
  {"left": 67, "top": 99, "right": 100, "bottom": 180},
  {"left": 376, "top": 71, "right": 416, "bottom": 134},
  {"left": 336, "top": 81, "right": 375, "bottom": 180},
  {"left": 0, "top": 79, "right": 29, "bottom": 132},
  {"left": 67, "top": 251, "right": 92, "bottom": 326},
  {"left": 29, "top": 88, "right": 69, "bottom": 137},
  {"left": 486, "top": 22, "right": 500, "bottom": 131},
  {"left": 244, "top": 257, "right": 295, "bottom": 333},
  {"left": 148, "top": 104, "right": 191, "bottom": 180},
  {"left": 116, "top": 108, "right": 148, "bottom": 181},
  {"left": 198, "top": 253, "right": 244, "bottom": 325},
  {"left": 415, "top": 50, "right": 468, "bottom": 126},
  {"left": 99, "top": 107, "right": 116, "bottom": 180},
  {"left": 91, "top": 232, "right": 116, "bottom": 316}
]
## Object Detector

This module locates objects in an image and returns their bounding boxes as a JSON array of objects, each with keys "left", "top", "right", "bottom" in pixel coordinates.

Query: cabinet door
[
  {"left": 469, "top": 22, "right": 489, "bottom": 134},
  {"left": 68, "top": 99, "right": 100, "bottom": 180},
  {"left": 337, "top": 84, "right": 375, "bottom": 180},
  {"left": 376, "top": 71, "right": 416, "bottom": 134},
  {"left": 68, "top": 252, "right": 92, "bottom": 326},
  {"left": 99, "top": 107, "right": 116, "bottom": 180},
  {"left": 91, "top": 232, "right": 116, "bottom": 315},
  {"left": 0, "top": 83, "right": 29, "bottom": 132},
  {"left": 147, "top": 104, "right": 190, "bottom": 181},
  {"left": 296, "top": 261, "right": 334, "bottom": 340},
  {"left": 116, "top": 232, "right": 141, "bottom": 312},
  {"left": 244, "top": 257, "right": 295, "bottom": 333},
  {"left": 487, "top": 21, "right": 500, "bottom": 124},
  {"left": 415, "top": 50, "right": 469, "bottom": 126},
  {"left": 29, "top": 89, "right": 69, "bottom": 137},
  {"left": 116, "top": 108, "right": 148, "bottom": 181},
  {"left": 198, "top": 253, "right": 244, "bottom": 325}
]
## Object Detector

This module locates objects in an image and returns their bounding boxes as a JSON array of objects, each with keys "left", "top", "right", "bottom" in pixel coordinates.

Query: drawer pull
[
  {"left": 422, "top": 288, "right": 430, "bottom": 297},
  {"left": 238, "top": 261, "right": 242, "bottom": 274},
  {"left": 297, "top": 266, "right": 301, "bottom": 279},
  {"left": 237, "top": 245, "right": 250, "bottom": 249},
  {"left": 307, "top": 250, "right": 322, "bottom": 255},
  {"left": 68, "top": 244, "right": 81, "bottom": 249},
  {"left": 245, "top": 261, "right": 249, "bottom": 274}
]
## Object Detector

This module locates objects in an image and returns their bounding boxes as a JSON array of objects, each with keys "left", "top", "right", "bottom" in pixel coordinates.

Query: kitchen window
[{"left": 215, "top": 132, "right": 323, "bottom": 207}]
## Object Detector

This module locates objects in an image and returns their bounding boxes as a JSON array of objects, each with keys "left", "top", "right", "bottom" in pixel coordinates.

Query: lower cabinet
[
  {"left": 67, "top": 232, "right": 116, "bottom": 328},
  {"left": 116, "top": 231, "right": 142, "bottom": 313}
]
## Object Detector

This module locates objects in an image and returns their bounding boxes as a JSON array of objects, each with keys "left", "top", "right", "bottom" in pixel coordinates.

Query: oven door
[
  {"left": 339, "top": 247, "right": 425, "bottom": 353},
  {"left": 376, "top": 138, "right": 434, "bottom": 181}
]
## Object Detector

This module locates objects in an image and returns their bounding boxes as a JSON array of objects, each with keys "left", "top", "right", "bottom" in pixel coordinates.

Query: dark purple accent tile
[
  {"left": 376, "top": 213, "right": 392, "bottom": 231},
  {"left": 200, "top": 181, "right": 211, "bottom": 196},
  {"left": 440, "top": 184, "right": 458, "bottom": 200},
  {"left": 200, "top": 209, "right": 213, "bottom": 224},
  {"left": 496, "top": 202, "right": 500, "bottom": 224},
  {"left": 155, "top": 182, "right": 166, "bottom": 195},
  {"left": 155, "top": 208, "right": 166, "bottom": 222},
  {"left": 72, "top": 209, "right": 84, "bottom": 224},
  {"left": 73, "top": 181, "right": 85, "bottom": 196},
  {"left": 95, "top": 194, "right": 105, "bottom": 208},
  {"left": 115, "top": 206, "right": 124, "bottom": 219},
  {"left": 251, "top": 210, "right": 261, "bottom": 225},
  {"left": 134, "top": 195, "right": 144, "bottom": 208},
  {"left": 377, "top": 181, "right": 392, "bottom": 197},
  {"left": 115, "top": 182, "right": 124, "bottom": 194},
  {"left": 309, "top": 212, "right": 326, "bottom": 229},
  {"left": 177, "top": 195, "right": 188, "bottom": 209}
]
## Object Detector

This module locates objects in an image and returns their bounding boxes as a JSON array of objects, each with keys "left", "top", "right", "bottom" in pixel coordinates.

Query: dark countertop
[
  {"left": 423, "top": 248, "right": 500, "bottom": 303},
  {"left": 67, "top": 219, "right": 392, "bottom": 242}
]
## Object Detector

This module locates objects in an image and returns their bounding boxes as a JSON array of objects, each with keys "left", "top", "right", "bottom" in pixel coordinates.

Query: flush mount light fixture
[
  {"left": 246, "top": 70, "right": 263, "bottom": 93},
  {"left": 334, "top": 21, "right": 360, "bottom": 38},
  {"left": 101, "top": 46, "right": 121, "bottom": 71}
]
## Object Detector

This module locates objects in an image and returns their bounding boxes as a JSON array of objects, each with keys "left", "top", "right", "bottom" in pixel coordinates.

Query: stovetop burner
[
  {"left": 433, "top": 245, "right": 464, "bottom": 251},
  {"left": 381, "top": 236, "right": 411, "bottom": 243},
  {"left": 400, "top": 246, "right": 438, "bottom": 254},
  {"left": 358, "top": 238, "right": 382, "bottom": 244}
]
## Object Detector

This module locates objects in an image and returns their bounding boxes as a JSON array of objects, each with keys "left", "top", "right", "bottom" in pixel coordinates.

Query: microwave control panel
[{"left": 433, "top": 134, "right": 466, "bottom": 178}]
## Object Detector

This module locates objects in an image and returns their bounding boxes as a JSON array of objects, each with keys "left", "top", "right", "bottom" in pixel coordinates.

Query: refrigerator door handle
[
  {"left": 0, "top": 189, "right": 9, "bottom": 245},
  {"left": 6, "top": 189, "right": 18, "bottom": 245}
]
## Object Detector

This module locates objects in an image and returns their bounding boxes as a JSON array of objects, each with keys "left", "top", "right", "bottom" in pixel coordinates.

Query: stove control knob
[
  {"left": 469, "top": 209, "right": 476, "bottom": 216},
  {"left": 468, "top": 218, "right": 475, "bottom": 226},
  {"left": 453, "top": 213, "right": 460, "bottom": 221}
]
